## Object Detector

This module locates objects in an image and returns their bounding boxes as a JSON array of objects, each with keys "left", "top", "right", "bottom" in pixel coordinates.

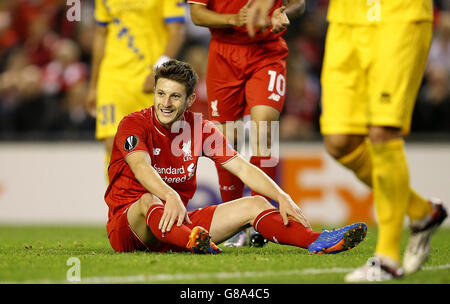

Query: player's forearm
[
  {"left": 190, "top": 4, "right": 238, "bottom": 28},
  {"left": 130, "top": 157, "right": 180, "bottom": 202},
  {"left": 164, "top": 22, "right": 186, "bottom": 58},
  {"left": 89, "top": 25, "right": 107, "bottom": 90},
  {"left": 152, "top": 23, "right": 186, "bottom": 70},
  {"left": 284, "top": 0, "right": 305, "bottom": 17}
]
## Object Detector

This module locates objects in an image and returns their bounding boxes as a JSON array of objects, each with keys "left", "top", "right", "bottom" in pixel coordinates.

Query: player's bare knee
[
  {"left": 137, "top": 193, "right": 162, "bottom": 216},
  {"left": 368, "top": 126, "right": 402, "bottom": 144},
  {"left": 250, "top": 121, "right": 276, "bottom": 157},
  {"left": 323, "top": 135, "right": 351, "bottom": 159},
  {"left": 324, "top": 135, "right": 364, "bottom": 159},
  {"left": 250, "top": 195, "right": 272, "bottom": 212},
  {"left": 244, "top": 196, "right": 272, "bottom": 226}
]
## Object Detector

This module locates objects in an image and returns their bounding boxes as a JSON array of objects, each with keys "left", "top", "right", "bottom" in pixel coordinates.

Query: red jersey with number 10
[
  {"left": 105, "top": 106, "right": 238, "bottom": 218},
  {"left": 188, "top": 0, "right": 285, "bottom": 44}
]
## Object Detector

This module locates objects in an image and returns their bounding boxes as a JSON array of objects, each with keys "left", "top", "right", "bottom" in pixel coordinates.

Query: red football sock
[
  {"left": 215, "top": 162, "right": 244, "bottom": 202},
  {"left": 253, "top": 209, "right": 320, "bottom": 249},
  {"left": 250, "top": 156, "right": 278, "bottom": 201},
  {"left": 146, "top": 204, "right": 192, "bottom": 248}
]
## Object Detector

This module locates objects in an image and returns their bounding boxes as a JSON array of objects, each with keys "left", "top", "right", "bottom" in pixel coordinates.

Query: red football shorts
[
  {"left": 107, "top": 205, "right": 218, "bottom": 253},
  {"left": 206, "top": 37, "right": 289, "bottom": 123}
]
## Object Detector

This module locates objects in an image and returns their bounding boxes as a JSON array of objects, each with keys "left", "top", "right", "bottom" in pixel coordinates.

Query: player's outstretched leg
[
  {"left": 403, "top": 198, "right": 447, "bottom": 274},
  {"left": 252, "top": 206, "right": 367, "bottom": 254},
  {"left": 187, "top": 226, "right": 223, "bottom": 255},
  {"left": 307, "top": 223, "right": 368, "bottom": 254},
  {"left": 209, "top": 196, "right": 367, "bottom": 254}
]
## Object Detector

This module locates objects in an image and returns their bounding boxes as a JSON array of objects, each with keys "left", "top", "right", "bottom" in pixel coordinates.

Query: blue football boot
[{"left": 308, "top": 223, "right": 367, "bottom": 254}]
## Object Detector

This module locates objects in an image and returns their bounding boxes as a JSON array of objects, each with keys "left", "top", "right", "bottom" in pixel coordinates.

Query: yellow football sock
[
  {"left": 369, "top": 138, "right": 410, "bottom": 262},
  {"left": 407, "top": 189, "right": 432, "bottom": 221},
  {"left": 337, "top": 139, "right": 432, "bottom": 221}
]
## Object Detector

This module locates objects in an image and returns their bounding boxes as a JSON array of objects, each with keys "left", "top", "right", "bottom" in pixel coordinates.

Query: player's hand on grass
[
  {"left": 85, "top": 88, "right": 97, "bottom": 117},
  {"left": 271, "top": 6, "right": 289, "bottom": 33},
  {"left": 159, "top": 192, "right": 192, "bottom": 233},
  {"left": 143, "top": 71, "right": 156, "bottom": 93},
  {"left": 277, "top": 193, "right": 311, "bottom": 228}
]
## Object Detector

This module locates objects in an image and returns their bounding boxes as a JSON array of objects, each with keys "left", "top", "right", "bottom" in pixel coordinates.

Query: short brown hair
[{"left": 154, "top": 60, "right": 199, "bottom": 97}]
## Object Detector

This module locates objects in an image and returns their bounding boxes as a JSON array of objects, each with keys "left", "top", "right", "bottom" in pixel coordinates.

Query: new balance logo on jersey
[
  {"left": 268, "top": 93, "right": 281, "bottom": 102},
  {"left": 211, "top": 100, "right": 219, "bottom": 117},
  {"left": 153, "top": 148, "right": 161, "bottom": 155}
]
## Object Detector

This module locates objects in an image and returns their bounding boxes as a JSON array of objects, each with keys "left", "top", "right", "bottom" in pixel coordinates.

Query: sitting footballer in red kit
[{"left": 105, "top": 59, "right": 368, "bottom": 254}]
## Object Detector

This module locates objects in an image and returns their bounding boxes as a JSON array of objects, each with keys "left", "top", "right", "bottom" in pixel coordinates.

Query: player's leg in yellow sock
[
  {"left": 369, "top": 138, "right": 410, "bottom": 263},
  {"left": 336, "top": 138, "right": 432, "bottom": 222},
  {"left": 407, "top": 190, "right": 432, "bottom": 221}
]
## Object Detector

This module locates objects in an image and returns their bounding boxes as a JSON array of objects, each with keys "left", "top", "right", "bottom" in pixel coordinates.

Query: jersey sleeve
[
  {"left": 202, "top": 120, "right": 238, "bottom": 165},
  {"left": 94, "top": 0, "right": 113, "bottom": 26},
  {"left": 114, "top": 114, "right": 151, "bottom": 159},
  {"left": 163, "top": 0, "right": 186, "bottom": 24}
]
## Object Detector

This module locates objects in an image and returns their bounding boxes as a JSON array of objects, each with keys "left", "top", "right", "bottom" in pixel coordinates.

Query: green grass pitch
[{"left": 0, "top": 225, "right": 449, "bottom": 284}]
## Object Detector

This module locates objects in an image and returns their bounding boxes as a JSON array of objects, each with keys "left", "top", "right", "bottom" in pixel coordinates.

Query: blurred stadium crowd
[{"left": 0, "top": 0, "right": 449, "bottom": 140}]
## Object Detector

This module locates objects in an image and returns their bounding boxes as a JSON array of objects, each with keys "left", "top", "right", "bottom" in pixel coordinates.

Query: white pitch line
[{"left": 2, "top": 264, "right": 449, "bottom": 284}]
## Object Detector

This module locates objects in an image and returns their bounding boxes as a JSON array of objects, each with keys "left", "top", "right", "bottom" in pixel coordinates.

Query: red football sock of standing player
[
  {"left": 146, "top": 204, "right": 192, "bottom": 248},
  {"left": 215, "top": 163, "right": 245, "bottom": 202},
  {"left": 254, "top": 209, "right": 320, "bottom": 248}
]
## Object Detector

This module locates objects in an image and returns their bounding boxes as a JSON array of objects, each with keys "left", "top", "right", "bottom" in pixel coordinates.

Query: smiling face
[{"left": 154, "top": 77, "right": 195, "bottom": 129}]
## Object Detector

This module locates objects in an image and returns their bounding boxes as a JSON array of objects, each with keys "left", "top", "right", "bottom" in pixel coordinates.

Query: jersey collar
[{"left": 151, "top": 106, "right": 188, "bottom": 138}]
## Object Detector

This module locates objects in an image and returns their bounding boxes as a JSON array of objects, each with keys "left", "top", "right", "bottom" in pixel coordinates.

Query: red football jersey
[
  {"left": 188, "top": 0, "right": 285, "bottom": 44},
  {"left": 105, "top": 106, "right": 238, "bottom": 218}
]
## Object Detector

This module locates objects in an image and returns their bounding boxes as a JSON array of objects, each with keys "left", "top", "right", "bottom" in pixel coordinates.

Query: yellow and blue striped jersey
[{"left": 95, "top": 0, "right": 185, "bottom": 83}]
